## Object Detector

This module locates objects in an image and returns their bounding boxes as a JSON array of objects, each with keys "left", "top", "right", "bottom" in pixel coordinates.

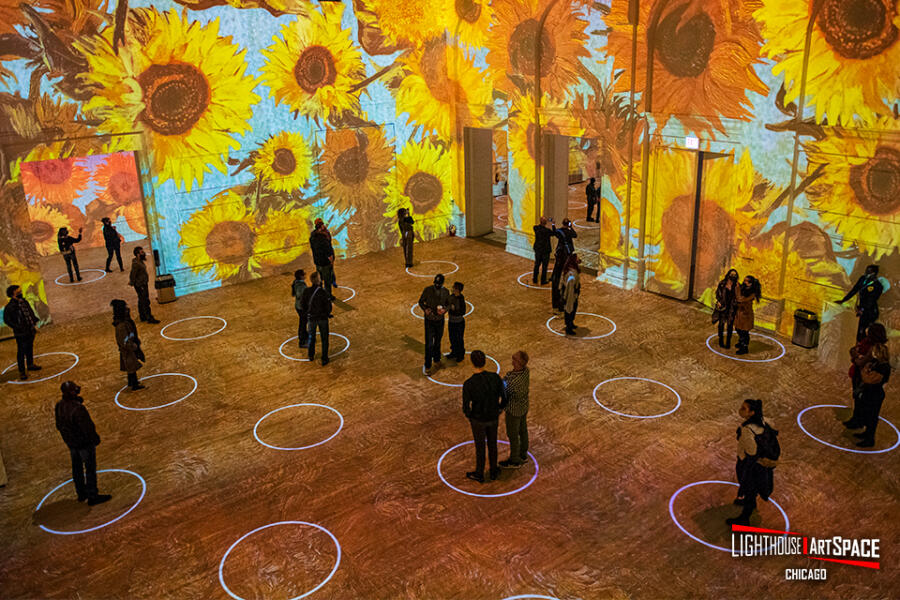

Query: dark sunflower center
[
  {"left": 108, "top": 171, "right": 139, "bottom": 205},
  {"left": 30, "top": 160, "right": 72, "bottom": 185},
  {"left": 294, "top": 45, "right": 338, "bottom": 94},
  {"left": 271, "top": 148, "right": 297, "bottom": 175},
  {"left": 206, "top": 221, "right": 255, "bottom": 265},
  {"left": 661, "top": 195, "right": 734, "bottom": 289},
  {"left": 455, "top": 0, "right": 482, "bottom": 23},
  {"left": 334, "top": 147, "right": 369, "bottom": 186},
  {"left": 655, "top": 5, "right": 716, "bottom": 78},
  {"left": 405, "top": 171, "right": 442, "bottom": 213},
  {"left": 818, "top": 0, "right": 898, "bottom": 59},
  {"left": 850, "top": 146, "right": 900, "bottom": 215},
  {"left": 420, "top": 39, "right": 465, "bottom": 104},
  {"left": 508, "top": 18, "right": 556, "bottom": 78},
  {"left": 31, "top": 220, "right": 54, "bottom": 242},
  {"left": 138, "top": 62, "right": 210, "bottom": 136}
]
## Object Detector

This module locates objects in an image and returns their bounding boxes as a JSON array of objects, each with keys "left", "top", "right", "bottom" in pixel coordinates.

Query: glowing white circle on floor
[
  {"left": 405, "top": 260, "right": 459, "bottom": 278},
  {"left": 409, "top": 300, "right": 474, "bottom": 320},
  {"left": 54, "top": 269, "right": 106, "bottom": 286},
  {"left": 423, "top": 352, "right": 499, "bottom": 387},
  {"left": 3, "top": 351, "right": 79, "bottom": 385},
  {"left": 278, "top": 334, "right": 350, "bottom": 361},
  {"left": 253, "top": 403, "right": 344, "bottom": 451},
  {"left": 545, "top": 313, "right": 616, "bottom": 339},
  {"left": 516, "top": 272, "right": 551, "bottom": 290},
  {"left": 568, "top": 200, "right": 588, "bottom": 209},
  {"left": 502, "top": 596, "right": 560, "bottom": 600},
  {"left": 668, "top": 480, "right": 790, "bottom": 553},
  {"left": 704, "top": 333, "right": 785, "bottom": 362},
  {"left": 334, "top": 286, "right": 356, "bottom": 302},
  {"left": 592, "top": 377, "right": 682, "bottom": 418},
  {"left": 160, "top": 316, "right": 227, "bottom": 341},
  {"left": 35, "top": 469, "right": 147, "bottom": 535},
  {"left": 114, "top": 373, "right": 198, "bottom": 410},
  {"left": 219, "top": 521, "right": 341, "bottom": 600},
  {"left": 796, "top": 404, "right": 899, "bottom": 454},
  {"left": 496, "top": 214, "right": 508, "bottom": 222},
  {"left": 572, "top": 219, "right": 599, "bottom": 229},
  {"left": 437, "top": 441, "right": 539, "bottom": 498}
]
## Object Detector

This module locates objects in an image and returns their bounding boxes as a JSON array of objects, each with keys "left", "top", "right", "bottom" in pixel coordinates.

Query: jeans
[
  {"left": 15, "top": 333, "right": 35, "bottom": 375},
  {"left": 858, "top": 387, "right": 885, "bottom": 443},
  {"left": 69, "top": 446, "right": 98, "bottom": 499},
  {"left": 401, "top": 234, "right": 414, "bottom": 266},
  {"left": 448, "top": 320, "right": 465, "bottom": 360},
  {"left": 308, "top": 318, "right": 330, "bottom": 361},
  {"left": 587, "top": 198, "right": 597, "bottom": 221},
  {"left": 296, "top": 308, "right": 308, "bottom": 346},
  {"left": 63, "top": 253, "right": 80, "bottom": 282},
  {"left": 424, "top": 319, "right": 444, "bottom": 368},
  {"left": 736, "top": 329, "right": 750, "bottom": 349},
  {"left": 718, "top": 320, "right": 734, "bottom": 345},
  {"left": 469, "top": 419, "right": 498, "bottom": 475},
  {"left": 135, "top": 284, "right": 154, "bottom": 321},
  {"left": 532, "top": 250, "right": 549, "bottom": 284},
  {"left": 505, "top": 413, "right": 528, "bottom": 463},
  {"left": 105, "top": 245, "right": 123, "bottom": 271},
  {"left": 316, "top": 264, "right": 334, "bottom": 299}
]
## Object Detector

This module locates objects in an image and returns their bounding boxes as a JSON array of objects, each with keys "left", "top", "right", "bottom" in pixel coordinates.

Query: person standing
[
  {"left": 102, "top": 217, "right": 124, "bottom": 272},
  {"left": 585, "top": 177, "right": 598, "bottom": 222},
  {"left": 500, "top": 351, "right": 530, "bottom": 468},
  {"left": 3, "top": 285, "right": 41, "bottom": 380},
  {"left": 57, "top": 226, "right": 83, "bottom": 282},
  {"left": 418, "top": 273, "right": 450, "bottom": 374},
  {"left": 844, "top": 323, "right": 885, "bottom": 429},
  {"left": 291, "top": 269, "right": 309, "bottom": 348},
  {"left": 398, "top": 208, "right": 415, "bottom": 268},
  {"left": 837, "top": 265, "right": 887, "bottom": 342},
  {"left": 734, "top": 275, "right": 761, "bottom": 355},
  {"left": 726, "top": 399, "right": 777, "bottom": 527},
  {"left": 712, "top": 269, "right": 739, "bottom": 348},
  {"left": 853, "top": 336, "right": 891, "bottom": 448},
  {"left": 462, "top": 350, "right": 507, "bottom": 483},
  {"left": 54, "top": 381, "right": 112, "bottom": 505},
  {"left": 301, "top": 272, "right": 333, "bottom": 366},
  {"left": 532, "top": 216, "right": 553, "bottom": 285},
  {"left": 550, "top": 219, "right": 577, "bottom": 311},
  {"left": 446, "top": 282, "right": 466, "bottom": 362},
  {"left": 129, "top": 246, "right": 159, "bottom": 324},
  {"left": 561, "top": 254, "right": 581, "bottom": 335},
  {"left": 111, "top": 299, "right": 145, "bottom": 390},
  {"left": 310, "top": 219, "right": 336, "bottom": 300}
]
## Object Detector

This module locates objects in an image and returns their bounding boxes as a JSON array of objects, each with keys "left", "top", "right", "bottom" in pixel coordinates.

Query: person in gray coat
[{"left": 112, "top": 299, "right": 144, "bottom": 390}]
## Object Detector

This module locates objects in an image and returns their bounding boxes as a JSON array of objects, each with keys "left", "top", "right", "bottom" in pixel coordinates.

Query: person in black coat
[
  {"left": 54, "top": 381, "right": 111, "bottom": 505},
  {"left": 727, "top": 399, "right": 775, "bottom": 527},
  {"left": 310, "top": 219, "right": 336, "bottom": 300},
  {"left": 398, "top": 208, "right": 416, "bottom": 268},
  {"left": 837, "top": 264, "right": 886, "bottom": 341},
  {"left": 446, "top": 281, "right": 466, "bottom": 362},
  {"left": 462, "top": 350, "right": 508, "bottom": 483},
  {"left": 852, "top": 341, "right": 891, "bottom": 448},
  {"left": 550, "top": 219, "right": 577, "bottom": 311},
  {"left": 3, "top": 285, "right": 42, "bottom": 380},
  {"left": 585, "top": 177, "right": 598, "bottom": 222},
  {"left": 418, "top": 273, "right": 450, "bottom": 373},
  {"left": 532, "top": 216, "right": 553, "bottom": 285},
  {"left": 101, "top": 217, "right": 124, "bottom": 272},
  {"left": 300, "top": 271, "right": 333, "bottom": 365},
  {"left": 57, "top": 226, "right": 83, "bottom": 282},
  {"left": 712, "top": 269, "right": 739, "bottom": 348}
]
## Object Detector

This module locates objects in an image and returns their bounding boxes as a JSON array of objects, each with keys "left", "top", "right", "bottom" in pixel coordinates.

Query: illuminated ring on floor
[
  {"left": 219, "top": 521, "right": 341, "bottom": 600},
  {"left": 592, "top": 377, "right": 682, "bottom": 419},
  {"left": 516, "top": 272, "right": 551, "bottom": 290},
  {"left": 437, "top": 441, "right": 538, "bottom": 498},
  {"left": 496, "top": 214, "right": 508, "bottom": 222},
  {"left": 54, "top": 269, "right": 106, "bottom": 286},
  {"left": 796, "top": 404, "right": 900, "bottom": 454},
  {"left": 253, "top": 403, "right": 344, "bottom": 451},
  {"left": 568, "top": 200, "right": 588, "bottom": 209},
  {"left": 114, "top": 373, "right": 198, "bottom": 411},
  {"left": 668, "top": 480, "right": 789, "bottom": 553},
  {"left": 502, "top": 596, "right": 560, "bottom": 600},
  {"left": 410, "top": 301, "right": 474, "bottom": 320},
  {"left": 2, "top": 351, "right": 79, "bottom": 385},
  {"left": 405, "top": 260, "right": 459, "bottom": 278},
  {"left": 160, "top": 316, "right": 227, "bottom": 341},
  {"left": 35, "top": 469, "right": 147, "bottom": 535},
  {"left": 571, "top": 219, "right": 600, "bottom": 229},
  {"left": 423, "top": 351, "right": 499, "bottom": 387},
  {"left": 546, "top": 313, "right": 616, "bottom": 339},
  {"left": 334, "top": 286, "right": 356, "bottom": 302},
  {"left": 705, "top": 333, "right": 785, "bottom": 363},
  {"left": 278, "top": 334, "right": 350, "bottom": 362}
]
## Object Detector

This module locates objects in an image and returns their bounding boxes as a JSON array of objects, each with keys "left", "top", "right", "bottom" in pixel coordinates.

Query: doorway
[{"left": 463, "top": 126, "right": 496, "bottom": 241}]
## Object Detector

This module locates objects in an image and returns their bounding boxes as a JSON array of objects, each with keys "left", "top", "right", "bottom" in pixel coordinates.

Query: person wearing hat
[
  {"left": 57, "top": 226, "right": 83, "bottom": 282},
  {"left": 310, "top": 219, "right": 336, "bottom": 300},
  {"left": 3, "top": 285, "right": 41, "bottom": 380},
  {"left": 418, "top": 273, "right": 450, "bottom": 374},
  {"left": 111, "top": 299, "right": 145, "bottom": 390},
  {"left": 102, "top": 217, "right": 125, "bottom": 272},
  {"left": 54, "top": 381, "right": 112, "bottom": 505},
  {"left": 128, "top": 246, "right": 159, "bottom": 324}
]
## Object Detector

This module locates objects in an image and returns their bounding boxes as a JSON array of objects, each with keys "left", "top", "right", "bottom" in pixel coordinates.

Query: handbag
[{"left": 860, "top": 364, "right": 884, "bottom": 385}]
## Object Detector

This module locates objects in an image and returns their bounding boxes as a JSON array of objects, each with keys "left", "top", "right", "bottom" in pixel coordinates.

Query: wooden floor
[{"left": 0, "top": 237, "right": 896, "bottom": 599}]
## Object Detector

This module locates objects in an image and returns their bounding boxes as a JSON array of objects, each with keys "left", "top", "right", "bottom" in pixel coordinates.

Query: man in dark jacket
[
  {"left": 550, "top": 219, "right": 577, "bottom": 311},
  {"left": 54, "top": 381, "right": 111, "bottom": 505},
  {"left": 462, "top": 350, "right": 507, "bottom": 483},
  {"left": 418, "top": 273, "right": 450, "bottom": 373},
  {"left": 532, "top": 216, "right": 554, "bottom": 285},
  {"left": 837, "top": 264, "right": 887, "bottom": 341},
  {"left": 300, "top": 272, "right": 333, "bottom": 365},
  {"left": 102, "top": 217, "right": 124, "bottom": 272},
  {"left": 585, "top": 177, "right": 598, "bottom": 222},
  {"left": 3, "top": 285, "right": 41, "bottom": 380},
  {"left": 129, "top": 246, "right": 159, "bottom": 324},
  {"left": 310, "top": 219, "right": 336, "bottom": 300}
]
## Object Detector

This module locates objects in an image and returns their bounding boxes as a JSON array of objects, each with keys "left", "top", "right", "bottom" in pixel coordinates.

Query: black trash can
[
  {"left": 155, "top": 274, "right": 176, "bottom": 304},
  {"left": 792, "top": 309, "right": 819, "bottom": 348}
]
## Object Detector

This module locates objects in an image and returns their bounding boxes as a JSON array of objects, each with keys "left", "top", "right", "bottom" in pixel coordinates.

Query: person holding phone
[{"left": 57, "top": 226, "right": 83, "bottom": 282}]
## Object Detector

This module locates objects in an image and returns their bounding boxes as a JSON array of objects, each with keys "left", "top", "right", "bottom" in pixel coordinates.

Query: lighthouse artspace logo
[{"left": 730, "top": 524, "right": 881, "bottom": 580}]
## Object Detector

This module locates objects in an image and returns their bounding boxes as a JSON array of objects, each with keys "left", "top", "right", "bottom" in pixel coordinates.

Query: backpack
[{"left": 754, "top": 423, "right": 780, "bottom": 468}]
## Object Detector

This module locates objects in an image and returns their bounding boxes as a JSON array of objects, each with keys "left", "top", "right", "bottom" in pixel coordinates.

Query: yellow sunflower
[
  {"left": 572, "top": 93, "right": 644, "bottom": 189},
  {"left": 508, "top": 93, "right": 582, "bottom": 184},
  {"left": 78, "top": 9, "right": 259, "bottom": 191},
  {"left": 26, "top": 203, "right": 78, "bottom": 256},
  {"left": 449, "top": 0, "right": 494, "bottom": 49},
  {"left": 0, "top": 252, "right": 46, "bottom": 318},
  {"left": 804, "top": 120, "right": 900, "bottom": 259},
  {"left": 383, "top": 140, "right": 453, "bottom": 240},
  {"left": 319, "top": 126, "right": 394, "bottom": 215},
  {"left": 253, "top": 131, "right": 314, "bottom": 193},
  {"left": 756, "top": 0, "right": 900, "bottom": 126},
  {"left": 363, "top": 0, "right": 448, "bottom": 48},
  {"left": 179, "top": 192, "right": 259, "bottom": 281},
  {"left": 396, "top": 38, "right": 492, "bottom": 139},
  {"left": 20, "top": 157, "right": 89, "bottom": 205},
  {"left": 253, "top": 208, "right": 311, "bottom": 266},
  {"left": 261, "top": 9, "right": 365, "bottom": 123},
  {"left": 597, "top": 197, "right": 623, "bottom": 257},
  {"left": 485, "top": 0, "right": 589, "bottom": 98},
  {"left": 606, "top": 0, "right": 767, "bottom": 134}
]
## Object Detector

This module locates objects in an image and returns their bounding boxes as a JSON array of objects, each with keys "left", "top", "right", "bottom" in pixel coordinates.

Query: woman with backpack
[
  {"left": 852, "top": 333, "right": 891, "bottom": 448},
  {"left": 733, "top": 275, "right": 761, "bottom": 355},
  {"left": 727, "top": 399, "right": 777, "bottom": 527}
]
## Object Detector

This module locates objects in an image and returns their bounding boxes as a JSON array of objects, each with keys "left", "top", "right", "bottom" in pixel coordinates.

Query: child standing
[
  {"left": 292, "top": 269, "right": 308, "bottom": 348},
  {"left": 447, "top": 282, "right": 466, "bottom": 362}
]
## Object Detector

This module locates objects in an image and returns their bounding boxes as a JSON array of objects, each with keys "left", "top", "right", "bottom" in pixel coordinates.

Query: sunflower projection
[
  {"left": 253, "top": 131, "right": 314, "bottom": 194},
  {"left": 318, "top": 126, "right": 394, "bottom": 216},
  {"left": 384, "top": 140, "right": 453, "bottom": 241}
]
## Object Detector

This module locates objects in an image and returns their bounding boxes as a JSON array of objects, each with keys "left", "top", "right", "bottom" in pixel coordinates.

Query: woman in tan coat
[
  {"left": 111, "top": 299, "right": 144, "bottom": 390},
  {"left": 733, "top": 276, "right": 761, "bottom": 355}
]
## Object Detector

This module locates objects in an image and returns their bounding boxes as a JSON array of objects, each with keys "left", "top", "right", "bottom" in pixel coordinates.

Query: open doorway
[
  {"left": 491, "top": 128, "right": 509, "bottom": 244},
  {"left": 21, "top": 151, "right": 150, "bottom": 323},
  {"left": 463, "top": 126, "right": 497, "bottom": 241}
]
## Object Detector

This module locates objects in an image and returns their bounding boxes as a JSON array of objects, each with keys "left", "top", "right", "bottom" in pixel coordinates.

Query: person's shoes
[
  {"left": 18, "top": 372, "right": 27, "bottom": 381},
  {"left": 726, "top": 516, "right": 750, "bottom": 527},
  {"left": 735, "top": 347, "right": 749, "bottom": 355},
  {"left": 520, "top": 455, "right": 528, "bottom": 463},
  {"left": 120, "top": 268, "right": 125, "bottom": 272},
  {"left": 131, "top": 383, "right": 146, "bottom": 390},
  {"left": 465, "top": 471, "right": 484, "bottom": 484},
  {"left": 718, "top": 335, "right": 725, "bottom": 348},
  {"left": 532, "top": 279, "right": 539, "bottom": 285},
  {"left": 852, "top": 432, "right": 868, "bottom": 439},
  {"left": 499, "top": 459, "right": 512, "bottom": 467},
  {"left": 503, "top": 460, "right": 523, "bottom": 469},
  {"left": 87, "top": 494, "right": 112, "bottom": 506},
  {"left": 76, "top": 276, "right": 82, "bottom": 281},
  {"left": 733, "top": 496, "right": 746, "bottom": 506},
  {"left": 321, "top": 358, "right": 329, "bottom": 366},
  {"left": 27, "top": 364, "right": 42, "bottom": 371},
  {"left": 105, "top": 269, "right": 113, "bottom": 273},
  {"left": 330, "top": 296, "right": 336, "bottom": 301},
  {"left": 565, "top": 328, "right": 576, "bottom": 335},
  {"left": 299, "top": 343, "right": 308, "bottom": 349},
  {"left": 489, "top": 469, "right": 501, "bottom": 481},
  {"left": 725, "top": 340, "right": 731, "bottom": 349},
  {"left": 843, "top": 419, "right": 862, "bottom": 429},
  {"left": 147, "top": 317, "right": 161, "bottom": 324},
  {"left": 540, "top": 280, "right": 549, "bottom": 286},
  {"left": 445, "top": 352, "right": 455, "bottom": 359},
  {"left": 856, "top": 439, "right": 875, "bottom": 448},
  {"left": 455, "top": 356, "right": 464, "bottom": 363},
  {"left": 77, "top": 494, "right": 87, "bottom": 502}
]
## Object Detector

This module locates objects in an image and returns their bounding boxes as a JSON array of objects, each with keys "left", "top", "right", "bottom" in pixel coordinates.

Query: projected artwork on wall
[{"left": 0, "top": 0, "right": 895, "bottom": 336}]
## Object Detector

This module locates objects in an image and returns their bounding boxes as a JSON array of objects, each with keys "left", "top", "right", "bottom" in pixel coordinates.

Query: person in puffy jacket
[{"left": 54, "top": 381, "right": 112, "bottom": 505}]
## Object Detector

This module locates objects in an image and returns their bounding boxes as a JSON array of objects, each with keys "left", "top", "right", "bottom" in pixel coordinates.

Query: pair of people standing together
[
  {"left": 712, "top": 270, "right": 761, "bottom": 355},
  {"left": 418, "top": 274, "right": 466, "bottom": 373}
]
